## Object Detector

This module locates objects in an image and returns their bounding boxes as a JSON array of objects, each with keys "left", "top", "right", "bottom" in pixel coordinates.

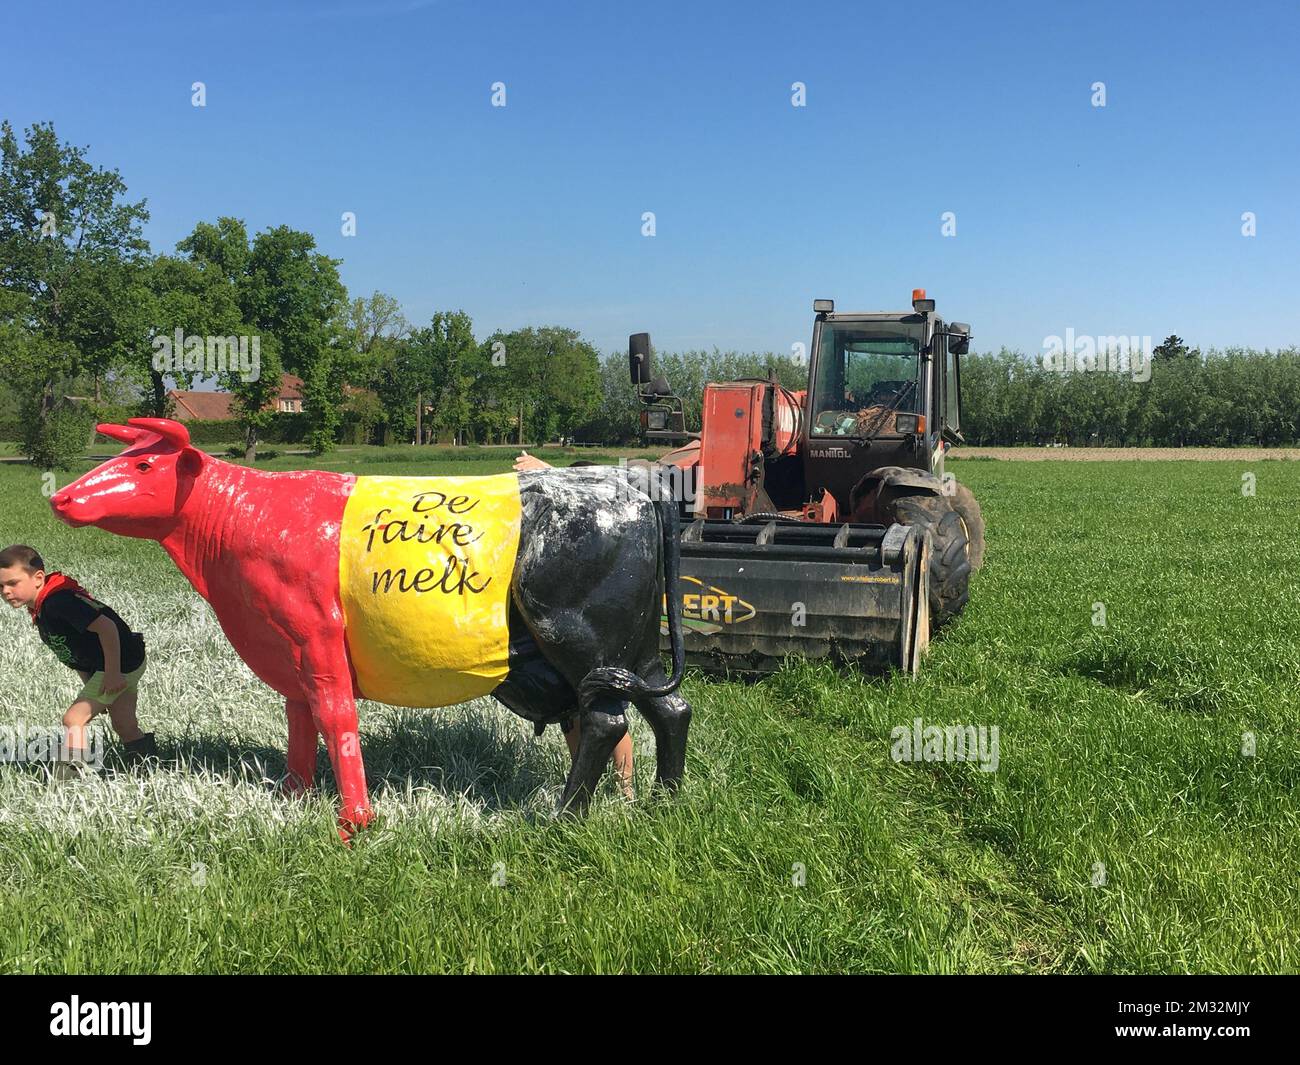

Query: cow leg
[
  {"left": 557, "top": 697, "right": 628, "bottom": 817},
  {"left": 307, "top": 686, "right": 373, "bottom": 840},
  {"left": 630, "top": 659, "right": 692, "bottom": 792},
  {"left": 282, "top": 697, "right": 318, "bottom": 797}
]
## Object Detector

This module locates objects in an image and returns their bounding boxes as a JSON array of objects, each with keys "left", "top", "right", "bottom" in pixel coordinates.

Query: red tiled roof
[
  {"left": 169, "top": 390, "right": 235, "bottom": 421},
  {"left": 168, "top": 373, "right": 305, "bottom": 422}
]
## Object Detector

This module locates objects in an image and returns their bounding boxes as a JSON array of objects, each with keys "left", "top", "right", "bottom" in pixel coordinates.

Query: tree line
[
  {"left": 3, "top": 120, "right": 1299, "bottom": 468},
  {"left": 960, "top": 339, "right": 1300, "bottom": 447}
]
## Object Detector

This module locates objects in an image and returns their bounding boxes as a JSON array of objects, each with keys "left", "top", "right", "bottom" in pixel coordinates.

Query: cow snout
[{"left": 49, "top": 491, "right": 88, "bottom": 526}]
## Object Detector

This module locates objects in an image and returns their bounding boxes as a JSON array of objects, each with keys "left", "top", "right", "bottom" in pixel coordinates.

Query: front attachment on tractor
[{"left": 661, "top": 519, "right": 930, "bottom": 678}]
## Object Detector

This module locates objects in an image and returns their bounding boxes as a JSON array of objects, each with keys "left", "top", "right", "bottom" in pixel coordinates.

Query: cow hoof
[
  {"left": 555, "top": 798, "right": 589, "bottom": 820},
  {"left": 337, "top": 806, "right": 375, "bottom": 844}
]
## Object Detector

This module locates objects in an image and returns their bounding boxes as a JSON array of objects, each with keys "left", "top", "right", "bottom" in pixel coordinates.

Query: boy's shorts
[{"left": 77, "top": 657, "right": 147, "bottom": 708}]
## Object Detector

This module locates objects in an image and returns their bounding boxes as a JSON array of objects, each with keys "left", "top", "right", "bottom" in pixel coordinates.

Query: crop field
[{"left": 0, "top": 448, "right": 1297, "bottom": 973}]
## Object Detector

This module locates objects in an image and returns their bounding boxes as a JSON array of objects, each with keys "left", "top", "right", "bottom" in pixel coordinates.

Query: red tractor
[{"left": 630, "top": 290, "right": 984, "bottom": 676}]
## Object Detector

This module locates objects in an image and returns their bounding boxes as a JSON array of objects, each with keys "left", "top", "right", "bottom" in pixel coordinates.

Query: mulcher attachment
[{"left": 661, "top": 519, "right": 929, "bottom": 678}]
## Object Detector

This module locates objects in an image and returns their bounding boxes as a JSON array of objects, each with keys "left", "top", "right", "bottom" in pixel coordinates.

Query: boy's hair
[{"left": 0, "top": 544, "right": 44, "bottom": 573}]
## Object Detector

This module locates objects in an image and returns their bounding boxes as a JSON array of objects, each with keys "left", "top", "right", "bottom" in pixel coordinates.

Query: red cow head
[{"left": 50, "top": 418, "right": 208, "bottom": 538}]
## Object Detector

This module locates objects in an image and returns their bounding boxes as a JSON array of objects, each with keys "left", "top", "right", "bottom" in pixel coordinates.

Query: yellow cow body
[{"left": 337, "top": 474, "right": 522, "bottom": 707}]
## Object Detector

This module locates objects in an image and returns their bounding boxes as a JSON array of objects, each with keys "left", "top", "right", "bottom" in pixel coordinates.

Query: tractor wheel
[
  {"left": 885, "top": 494, "right": 971, "bottom": 627},
  {"left": 947, "top": 481, "right": 985, "bottom": 571}
]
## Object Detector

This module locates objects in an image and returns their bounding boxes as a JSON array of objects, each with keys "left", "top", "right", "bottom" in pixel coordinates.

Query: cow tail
[{"left": 578, "top": 466, "right": 686, "bottom": 706}]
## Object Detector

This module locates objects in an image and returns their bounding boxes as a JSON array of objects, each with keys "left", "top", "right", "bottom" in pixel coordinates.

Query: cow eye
[{"left": 136, "top": 461, "right": 152, "bottom": 473}]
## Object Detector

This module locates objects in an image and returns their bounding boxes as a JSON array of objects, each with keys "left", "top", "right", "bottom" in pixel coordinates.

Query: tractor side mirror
[
  {"left": 629, "top": 332, "right": 654, "bottom": 385},
  {"left": 949, "top": 323, "right": 971, "bottom": 355}
]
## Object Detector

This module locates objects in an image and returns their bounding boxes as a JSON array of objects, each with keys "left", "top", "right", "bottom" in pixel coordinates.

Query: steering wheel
[{"left": 815, "top": 408, "right": 849, "bottom": 432}]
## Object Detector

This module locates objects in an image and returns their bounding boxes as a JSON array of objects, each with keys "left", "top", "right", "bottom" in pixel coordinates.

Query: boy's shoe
[
  {"left": 105, "top": 733, "right": 159, "bottom": 775},
  {"left": 121, "top": 732, "right": 159, "bottom": 767}
]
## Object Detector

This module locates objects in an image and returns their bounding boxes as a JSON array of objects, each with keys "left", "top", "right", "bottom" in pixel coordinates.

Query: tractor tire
[
  {"left": 884, "top": 494, "right": 971, "bottom": 628},
  {"left": 947, "top": 481, "right": 985, "bottom": 571}
]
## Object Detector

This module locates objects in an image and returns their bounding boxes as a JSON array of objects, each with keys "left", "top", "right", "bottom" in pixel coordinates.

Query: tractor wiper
[{"left": 858, "top": 379, "right": 917, "bottom": 445}]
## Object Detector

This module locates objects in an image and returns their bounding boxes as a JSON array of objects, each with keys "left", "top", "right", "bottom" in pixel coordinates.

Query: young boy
[{"left": 0, "top": 544, "right": 155, "bottom": 775}]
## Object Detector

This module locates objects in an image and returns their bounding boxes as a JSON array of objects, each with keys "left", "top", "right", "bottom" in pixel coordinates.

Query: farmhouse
[{"left": 167, "top": 372, "right": 305, "bottom": 421}]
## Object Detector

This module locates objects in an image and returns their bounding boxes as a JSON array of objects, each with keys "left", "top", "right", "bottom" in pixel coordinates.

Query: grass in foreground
[{"left": 0, "top": 452, "right": 1296, "bottom": 972}]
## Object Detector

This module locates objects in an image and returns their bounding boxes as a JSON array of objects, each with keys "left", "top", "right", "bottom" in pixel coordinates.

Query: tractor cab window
[{"left": 811, "top": 324, "right": 923, "bottom": 436}]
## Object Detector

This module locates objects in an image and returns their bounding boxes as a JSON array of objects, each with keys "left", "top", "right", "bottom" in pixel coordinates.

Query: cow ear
[{"left": 178, "top": 446, "right": 206, "bottom": 478}]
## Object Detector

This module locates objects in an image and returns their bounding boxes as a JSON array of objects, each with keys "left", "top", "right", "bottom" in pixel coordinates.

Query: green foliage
[
  {"left": 0, "top": 121, "right": 149, "bottom": 463},
  {"left": 134, "top": 246, "right": 247, "bottom": 417},
  {"left": 17, "top": 395, "right": 91, "bottom": 469},
  {"left": 174, "top": 418, "right": 246, "bottom": 445},
  {"left": 169, "top": 217, "right": 311, "bottom": 457},
  {"left": 582, "top": 351, "right": 644, "bottom": 444},
  {"left": 960, "top": 346, "right": 1300, "bottom": 446},
  {"left": 371, "top": 337, "right": 422, "bottom": 444},
  {"left": 467, "top": 326, "right": 602, "bottom": 445},
  {"left": 133, "top": 415, "right": 312, "bottom": 447},
  {"left": 412, "top": 310, "right": 480, "bottom": 445},
  {"left": 339, "top": 387, "right": 385, "bottom": 444},
  {"left": 240, "top": 225, "right": 346, "bottom": 454}
]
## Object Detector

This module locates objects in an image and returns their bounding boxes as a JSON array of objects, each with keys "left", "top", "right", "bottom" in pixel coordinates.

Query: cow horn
[
  {"left": 96, "top": 423, "right": 143, "bottom": 444},
  {"left": 127, "top": 417, "right": 191, "bottom": 450}
]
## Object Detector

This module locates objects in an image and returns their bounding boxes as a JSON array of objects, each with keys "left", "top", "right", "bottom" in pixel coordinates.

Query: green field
[{"left": 0, "top": 449, "right": 1297, "bottom": 973}]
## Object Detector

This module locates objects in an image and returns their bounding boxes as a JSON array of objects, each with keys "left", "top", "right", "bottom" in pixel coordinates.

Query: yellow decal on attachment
[
  {"left": 661, "top": 575, "right": 756, "bottom": 636},
  {"left": 338, "top": 474, "right": 521, "bottom": 708}
]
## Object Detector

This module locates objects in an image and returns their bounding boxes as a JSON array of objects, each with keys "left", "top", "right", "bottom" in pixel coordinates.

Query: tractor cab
[{"left": 805, "top": 292, "right": 970, "bottom": 516}]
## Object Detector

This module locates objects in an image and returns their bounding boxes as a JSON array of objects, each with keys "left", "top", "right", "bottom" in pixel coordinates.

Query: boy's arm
[
  {"left": 87, "top": 615, "right": 125, "bottom": 694},
  {"left": 513, "top": 451, "right": 552, "bottom": 472}
]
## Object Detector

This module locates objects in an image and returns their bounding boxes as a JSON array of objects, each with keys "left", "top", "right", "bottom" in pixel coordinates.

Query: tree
[
  {"left": 485, "top": 326, "right": 602, "bottom": 444},
  {"left": 344, "top": 291, "right": 409, "bottom": 359},
  {"left": 242, "top": 226, "right": 347, "bottom": 454},
  {"left": 1152, "top": 335, "right": 1192, "bottom": 362},
  {"left": 373, "top": 335, "right": 423, "bottom": 444},
  {"left": 0, "top": 121, "right": 150, "bottom": 467},
  {"left": 580, "top": 351, "right": 642, "bottom": 444},
  {"left": 409, "top": 311, "right": 479, "bottom": 445},
  {"left": 172, "top": 217, "right": 283, "bottom": 459},
  {"left": 342, "top": 291, "right": 410, "bottom": 444}
]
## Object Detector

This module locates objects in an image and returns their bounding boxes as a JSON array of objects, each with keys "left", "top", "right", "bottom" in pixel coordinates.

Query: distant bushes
[{"left": 961, "top": 345, "right": 1300, "bottom": 447}]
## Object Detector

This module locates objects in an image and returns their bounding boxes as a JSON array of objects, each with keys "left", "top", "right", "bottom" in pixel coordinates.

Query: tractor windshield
[{"left": 810, "top": 323, "right": 923, "bottom": 436}]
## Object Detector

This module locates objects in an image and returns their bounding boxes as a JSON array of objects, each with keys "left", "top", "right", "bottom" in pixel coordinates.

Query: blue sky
[{"left": 4, "top": 0, "right": 1297, "bottom": 358}]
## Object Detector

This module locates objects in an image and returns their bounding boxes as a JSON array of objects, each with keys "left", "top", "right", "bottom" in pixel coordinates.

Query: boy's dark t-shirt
[{"left": 37, "top": 590, "right": 146, "bottom": 674}]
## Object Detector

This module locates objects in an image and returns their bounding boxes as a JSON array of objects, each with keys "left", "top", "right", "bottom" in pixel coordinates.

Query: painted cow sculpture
[{"left": 51, "top": 418, "right": 690, "bottom": 838}]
